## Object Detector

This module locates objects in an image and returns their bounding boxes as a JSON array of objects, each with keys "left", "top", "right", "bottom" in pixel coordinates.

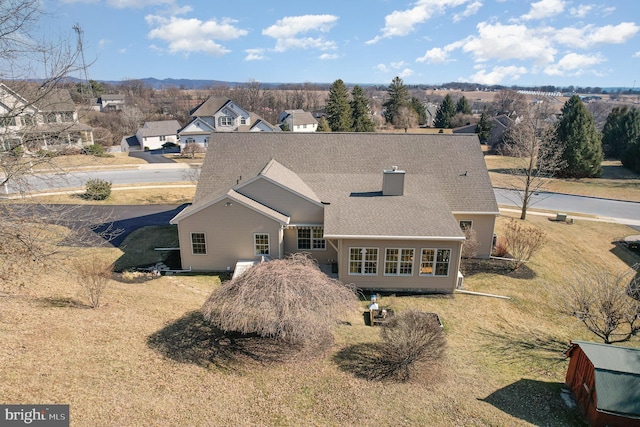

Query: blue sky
[{"left": 44, "top": 0, "right": 640, "bottom": 87}]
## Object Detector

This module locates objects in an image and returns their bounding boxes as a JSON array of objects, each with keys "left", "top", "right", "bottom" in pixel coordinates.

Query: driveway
[{"left": 128, "top": 148, "right": 180, "bottom": 164}]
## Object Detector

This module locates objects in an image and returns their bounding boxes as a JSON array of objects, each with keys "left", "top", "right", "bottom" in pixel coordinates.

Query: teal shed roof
[{"left": 570, "top": 340, "right": 640, "bottom": 418}]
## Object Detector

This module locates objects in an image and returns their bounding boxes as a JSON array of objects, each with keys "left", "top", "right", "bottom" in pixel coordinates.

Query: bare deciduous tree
[
  {"left": 393, "top": 106, "right": 418, "bottom": 132},
  {"left": 501, "top": 218, "right": 546, "bottom": 270},
  {"left": 75, "top": 255, "right": 113, "bottom": 308},
  {"left": 201, "top": 253, "right": 358, "bottom": 346},
  {"left": 499, "top": 102, "right": 564, "bottom": 220},
  {"left": 182, "top": 142, "right": 205, "bottom": 159},
  {"left": 558, "top": 265, "right": 640, "bottom": 344},
  {"left": 377, "top": 310, "right": 446, "bottom": 382}
]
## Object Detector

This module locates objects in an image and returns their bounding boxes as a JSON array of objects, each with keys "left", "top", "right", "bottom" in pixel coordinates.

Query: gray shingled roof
[
  {"left": 190, "top": 97, "right": 230, "bottom": 117},
  {"left": 569, "top": 341, "right": 640, "bottom": 417},
  {"left": 257, "top": 159, "right": 321, "bottom": 203},
  {"left": 181, "top": 133, "right": 497, "bottom": 238},
  {"left": 138, "top": 120, "right": 181, "bottom": 137}
]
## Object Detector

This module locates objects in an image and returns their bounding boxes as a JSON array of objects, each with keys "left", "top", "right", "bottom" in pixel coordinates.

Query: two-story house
[
  {"left": 0, "top": 82, "right": 93, "bottom": 152},
  {"left": 177, "top": 97, "right": 278, "bottom": 151}
]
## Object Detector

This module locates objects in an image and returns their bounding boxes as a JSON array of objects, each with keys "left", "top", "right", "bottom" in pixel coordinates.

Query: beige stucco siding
[
  {"left": 238, "top": 178, "right": 323, "bottom": 223},
  {"left": 335, "top": 238, "right": 462, "bottom": 293},
  {"left": 454, "top": 213, "right": 497, "bottom": 258},
  {"left": 177, "top": 198, "right": 283, "bottom": 271}
]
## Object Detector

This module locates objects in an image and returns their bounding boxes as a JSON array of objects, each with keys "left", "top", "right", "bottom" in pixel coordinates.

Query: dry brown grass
[
  {"left": 15, "top": 185, "right": 196, "bottom": 205},
  {"left": 486, "top": 154, "right": 640, "bottom": 202},
  {"left": 2, "top": 214, "right": 639, "bottom": 425}
]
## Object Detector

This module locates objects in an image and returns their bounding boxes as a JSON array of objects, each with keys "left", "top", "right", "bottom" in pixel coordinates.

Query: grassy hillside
[{"left": 1, "top": 213, "right": 638, "bottom": 426}]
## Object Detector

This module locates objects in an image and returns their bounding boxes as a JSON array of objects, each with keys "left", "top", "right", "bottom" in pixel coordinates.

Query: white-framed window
[
  {"left": 254, "top": 233, "right": 270, "bottom": 256},
  {"left": 420, "top": 248, "right": 451, "bottom": 276},
  {"left": 240, "top": 117, "right": 247, "bottom": 125},
  {"left": 191, "top": 232, "right": 206, "bottom": 255},
  {"left": 219, "top": 116, "right": 233, "bottom": 126},
  {"left": 204, "top": 137, "right": 209, "bottom": 148},
  {"left": 459, "top": 220, "right": 473, "bottom": 231},
  {"left": 297, "top": 228, "right": 325, "bottom": 250},
  {"left": 159, "top": 135, "right": 166, "bottom": 142},
  {"left": 349, "top": 247, "right": 378, "bottom": 275},
  {"left": 384, "top": 248, "right": 414, "bottom": 276}
]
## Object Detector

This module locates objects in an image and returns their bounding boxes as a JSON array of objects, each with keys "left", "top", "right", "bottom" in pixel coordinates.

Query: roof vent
[{"left": 383, "top": 166, "right": 405, "bottom": 196}]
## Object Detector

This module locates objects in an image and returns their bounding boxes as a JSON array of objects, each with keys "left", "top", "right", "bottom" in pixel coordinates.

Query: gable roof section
[
  {"left": 194, "top": 133, "right": 498, "bottom": 215},
  {"left": 250, "top": 159, "right": 322, "bottom": 204},
  {"left": 190, "top": 96, "right": 230, "bottom": 117},
  {"left": 318, "top": 173, "right": 463, "bottom": 239},
  {"left": 178, "top": 117, "right": 215, "bottom": 135},
  {"left": 568, "top": 340, "right": 640, "bottom": 417},
  {"left": 171, "top": 189, "right": 290, "bottom": 225},
  {"left": 138, "top": 120, "right": 181, "bottom": 137}
]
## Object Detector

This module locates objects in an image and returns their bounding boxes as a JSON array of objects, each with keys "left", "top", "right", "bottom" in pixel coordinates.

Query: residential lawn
[
  {"left": 2, "top": 213, "right": 639, "bottom": 426},
  {"left": 485, "top": 153, "right": 640, "bottom": 202},
  {"left": 14, "top": 185, "right": 196, "bottom": 205}
]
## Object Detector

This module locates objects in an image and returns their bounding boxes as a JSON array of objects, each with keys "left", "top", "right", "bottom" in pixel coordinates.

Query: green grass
[{"left": 113, "top": 225, "right": 179, "bottom": 272}]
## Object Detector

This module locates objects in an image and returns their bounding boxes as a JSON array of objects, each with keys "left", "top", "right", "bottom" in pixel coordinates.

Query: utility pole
[{"left": 73, "top": 23, "right": 91, "bottom": 100}]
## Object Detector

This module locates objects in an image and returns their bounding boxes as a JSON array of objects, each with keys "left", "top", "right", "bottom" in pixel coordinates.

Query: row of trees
[{"left": 602, "top": 106, "right": 640, "bottom": 173}]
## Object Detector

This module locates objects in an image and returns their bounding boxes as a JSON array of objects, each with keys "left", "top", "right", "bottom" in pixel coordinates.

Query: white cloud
[
  {"left": 569, "top": 4, "right": 593, "bottom": 18},
  {"left": 461, "top": 22, "right": 556, "bottom": 64},
  {"left": 417, "top": 47, "right": 449, "bottom": 63},
  {"left": 376, "top": 64, "right": 390, "bottom": 73},
  {"left": 398, "top": 68, "right": 415, "bottom": 78},
  {"left": 585, "top": 22, "right": 640, "bottom": 44},
  {"left": 544, "top": 52, "right": 605, "bottom": 75},
  {"left": 521, "top": 0, "right": 565, "bottom": 21},
  {"left": 319, "top": 53, "right": 339, "bottom": 60},
  {"left": 244, "top": 49, "right": 267, "bottom": 61},
  {"left": 470, "top": 65, "right": 528, "bottom": 85},
  {"left": 453, "top": 1, "right": 483, "bottom": 23},
  {"left": 366, "top": 0, "right": 471, "bottom": 43},
  {"left": 634, "top": 52, "right": 640, "bottom": 58},
  {"left": 262, "top": 15, "right": 338, "bottom": 52},
  {"left": 146, "top": 16, "right": 248, "bottom": 55}
]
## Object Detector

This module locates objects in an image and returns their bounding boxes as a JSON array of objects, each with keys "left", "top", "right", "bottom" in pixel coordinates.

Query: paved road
[
  {"left": 494, "top": 188, "right": 640, "bottom": 227},
  {"left": 2, "top": 164, "right": 199, "bottom": 195}
]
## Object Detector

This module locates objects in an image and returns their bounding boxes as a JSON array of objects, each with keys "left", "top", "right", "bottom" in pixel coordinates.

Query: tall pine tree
[
  {"left": 476, "top": 108, "right": 493, "bottom": 143},
  {"left": 383, "top": 76, "right": 410, "bottom": 125},
  {"left": 325, "top": 79, "right": 352, "bottom": 132},
  {"left": 434, "top": 94, "right": 456, "bottom": 128},
  {"left": 350, "top": 85, "right": 375, "bottom": 132},
  {"left": 553, "top": 95, "right": 603, "bottom": 178},
  {"left": 411, "top": 96, "right": 427, "bottom": 126},
  {"left": 456, "top": 95, "right": 472, "bottom": 115}
]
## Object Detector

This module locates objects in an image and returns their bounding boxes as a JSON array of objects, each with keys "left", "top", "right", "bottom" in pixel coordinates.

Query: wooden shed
[{"left": 565, "top": 340, "right": 640, "bottom": 427}]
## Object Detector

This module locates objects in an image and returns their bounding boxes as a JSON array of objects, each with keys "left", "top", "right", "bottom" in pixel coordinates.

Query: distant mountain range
[{"left": 80, "top": 77, "right": 638, "bottom": 94}]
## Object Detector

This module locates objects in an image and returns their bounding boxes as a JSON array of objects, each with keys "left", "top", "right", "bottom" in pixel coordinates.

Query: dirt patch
[{"left": 462, "top": 257, "right": 536, "bottom": 279}]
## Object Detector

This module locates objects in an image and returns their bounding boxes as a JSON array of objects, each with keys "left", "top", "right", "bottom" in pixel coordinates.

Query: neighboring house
[
  {"left": 565, "top": 341, "right": 640, "bottom": 427},
  {"left": 134, "top": 120, "right": 181, "bottom": 151},
  {"left": 278, "top": 109, "right": 318, "bottom": 132},
  {"left": 170, "top": 133, "right": 499, "bottom": 293},
  {"left": 423, "top": 103, "right": 439, "bottom": 127},
  {"left": 177, "top": 96, "right": 277, "bottom": 151},
  {"left": 452, "top": 114, "right": 514, "bottom": 149},
  {"left": 96, "top": 94, "right": 125, "bottom": 112},
  {"left": 0, "top": 82, "right": 93, "bottom": 152}
]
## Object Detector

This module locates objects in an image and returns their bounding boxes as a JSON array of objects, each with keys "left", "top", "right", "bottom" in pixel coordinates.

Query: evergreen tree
[
  {"left": 553, "top": 95, "right": 603, "bottom": 178},
  {"left": 411, "top": 96, "right": 427, "bottom": 126},
  {"left": 350, "top": 85, "right": 375, "bottom": 132},
  {"left": 325, "top": 79, "right": 352, "bottom": 132},
  {"left": 476, "top": 108, "right": 493, "bottom": 143},
  {"left": 434, "top": 94, "right": 456, "bottom": 128},
  {"left": 456, "top": 95, "right": 472, "bottom": 115},
  {"left": 383, "top": 76, "right": 410, "bottom": 125},
  {"left": 316, "top": 116, "right": 331, "bottom": 132},
  {"left": 619, "top": 108, "right": 640, "bottom": 173},
  {"left": 601, "top": 106, "right": 628, "bottom": 158}
]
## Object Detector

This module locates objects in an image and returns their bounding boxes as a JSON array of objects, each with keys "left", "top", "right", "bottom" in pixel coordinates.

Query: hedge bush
[{"left": 84, "top": 178, "right": 112, "bottom": 200}]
